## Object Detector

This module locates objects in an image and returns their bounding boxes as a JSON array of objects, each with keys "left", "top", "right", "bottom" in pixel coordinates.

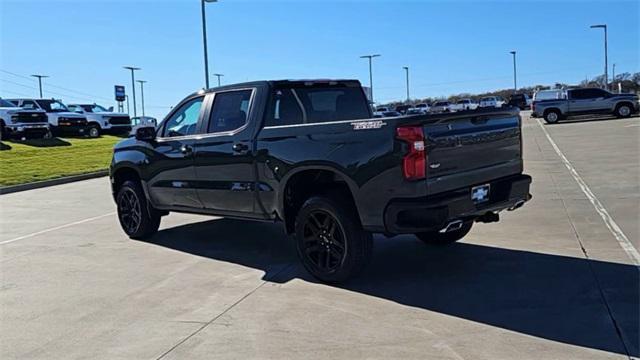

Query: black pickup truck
[{"left": 110, "top": 80, "right": 531, "bottom": 282}]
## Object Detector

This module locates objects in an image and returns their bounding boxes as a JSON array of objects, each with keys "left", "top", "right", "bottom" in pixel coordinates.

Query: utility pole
[
  {"left": 213, "top": 73, "right": 224, "bottom": 87},
  {"left": 137, "top": 80, "right": 147, "bottom": 117},
  {"left": 590, "top": 24, "right": 608, "bottom": 89},
  {"left": 509, "top": 51, "right": 517, "bottom": 93},
  {"left": 201, "top": 0, "right": 218, "bottom": 89},
  {"left": 360, "top": 54, "right": 381, "bottom": 104},
  {"left": 30, "top": 74, "right": 49, "bottom": 98},
  {"left": 402, "top": 66, "right": 410, "bottom": 102},
  {"left": 123, "top": 66, "right": 140, "bottom": 118}
]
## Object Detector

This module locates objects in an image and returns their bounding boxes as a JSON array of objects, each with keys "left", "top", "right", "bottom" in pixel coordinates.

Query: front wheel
[
  {"left": 116, "top": 180, "right": 161, "bottom": 239},
  {"left": 295, "top": 196, "right": 372, "bottom": 283},
  {"left": 42, "top": 130, "right": 53, "bottom": 139},
  {"left": 615, "top": 104, "right": 632, "bottom": 118},
  {"left": 87, "top": 125, "right": 100, "bottom": 138},
  {"left": 416, "top": 221, "right": 473, "bottom": 245}
]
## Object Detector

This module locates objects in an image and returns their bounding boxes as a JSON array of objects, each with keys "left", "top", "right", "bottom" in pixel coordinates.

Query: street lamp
[
  {"left": 509, "top": 51, "right": 517, "bottom": 93},
  {"left": 360, "top": 54, "right": 381, "bottom": 104},
  {"left": 30, "top": 74, "right": 49, "bottom": 98},
  {"left": 123, "top": 66, "right": 141, "bottom": 118},
  {"left": 213, "top": 73, "right": 224, "bottom": 87},
  {"left": 201, "top": 0, "right": 218, "bottom": 89},
  {"left": 402, "top": 66, "right": 410, "bottom": 102},
  {"left": 590, "top": 24, "right": 608, "bottom": 89},
  {"left": 137, "top": 80, "right": 147, "bottom": 117}
]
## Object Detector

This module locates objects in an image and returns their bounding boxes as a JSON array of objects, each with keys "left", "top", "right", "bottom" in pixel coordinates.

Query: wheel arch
[{"left": 278, "top": 165, "right": 361, "bottom": 234}]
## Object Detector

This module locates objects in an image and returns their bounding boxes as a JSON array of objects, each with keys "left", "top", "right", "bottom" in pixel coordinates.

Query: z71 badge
[{"left": 351, "top": 120, "right": 386, "bottom": 130}]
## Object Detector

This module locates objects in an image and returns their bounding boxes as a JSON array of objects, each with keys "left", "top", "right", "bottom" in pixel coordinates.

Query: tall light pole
[
  {"left": 402, "top": 66, "right": 410, "bottom": 102},
  {"left": 30, "top": 74, "right": 49, "bottom": 98},
  {"left": 137, "top": 80, "right": 147, "bottom": 117},
  {"left": 213, "top": 73, "right": 224, "bottom": 87},
  {"left": 360, "top": 54, "right": 381, "bottom": 104},
  {"left": 123, "top": 66, "right": 140, "bottom": 118},
  {"left": 509, "top": 51, "right": 517, "bottom": 93},
  {"left": 590, "top": 24, "right": 608, "bottom": 89},
  {"left": 201, "top": 0, "right": 218, "bottom": 89}
]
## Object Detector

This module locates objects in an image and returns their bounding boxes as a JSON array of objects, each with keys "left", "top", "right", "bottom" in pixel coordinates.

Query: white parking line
[
  {"left": 0, "top": 212, "right": 116, "bottom": 245},
  {"left": 535, "top": 118, "right": 640, "bottom": 265}
]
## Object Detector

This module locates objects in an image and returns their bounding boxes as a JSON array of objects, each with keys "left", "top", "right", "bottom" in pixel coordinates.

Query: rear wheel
[
  {"left": 295, "top": 196, "right": 372, "bottom": 283},
  {"left": 42, "top": 130, "right": 53, "bottom": 139},
  {"left": 544, "top": 110, "right": 561, "bottom": 124},
  {"left": 615, "top": 104, "right": 632, "bottom": 118},
  {"left": 416, "top": 221, "right": 473, "bottom": 245},
  {"left": 116, "top": 180, "right": 161, "bottom": 239}
]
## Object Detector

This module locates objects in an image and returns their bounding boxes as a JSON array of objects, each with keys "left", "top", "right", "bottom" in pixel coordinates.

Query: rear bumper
[{"left": 384, "top": 174, "right": 532, "bottom": 234}]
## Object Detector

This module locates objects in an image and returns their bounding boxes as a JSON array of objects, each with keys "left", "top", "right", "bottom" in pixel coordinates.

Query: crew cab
[
  {"left": 67, "top": 103, "right": 131, "bottom": 137},
  {"left": 110, "top": 80, "right": 531, "bottom": 282},
  {"left": 0, "top": 98, "right": 50, "bottom": 140},
  {"left": 429, "top": 101, "right": 451, "bottom": 113},
  {"left": 532, "top": 88, "right": 639, "bottom": 123},
  {"left": 7, "top": 98, "right": 88, "bottom": 136}
]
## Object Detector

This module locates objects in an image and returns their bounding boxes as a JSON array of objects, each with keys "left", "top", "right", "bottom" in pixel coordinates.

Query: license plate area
[{"left": 471, "top": 184, "right": 491, "bottom": 203}]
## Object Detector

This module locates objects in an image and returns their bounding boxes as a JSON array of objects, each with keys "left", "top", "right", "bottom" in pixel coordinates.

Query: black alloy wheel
[{"left": 301, "top": 209, "right": 347, "bottom": 273}]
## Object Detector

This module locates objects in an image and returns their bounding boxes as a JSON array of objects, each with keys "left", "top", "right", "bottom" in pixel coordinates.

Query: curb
[{"left": 0, "top": 170, "right": 109, "bottom": 195}]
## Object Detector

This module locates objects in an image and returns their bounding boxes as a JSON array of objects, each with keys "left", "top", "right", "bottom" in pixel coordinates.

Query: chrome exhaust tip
[
  {"left": 439, "top": 220, "right": 463, "bottom": 233},
  {"left": 508, "top": 200, "right": 526, "bottom": 211}
]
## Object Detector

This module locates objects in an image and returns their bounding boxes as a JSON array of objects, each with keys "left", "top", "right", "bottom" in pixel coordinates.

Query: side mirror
[
  {"left": 108, "top": 106, "right": 114, "bottom": 112},
  {"left": 135, "top": 126, "right": 156, "bottom": 141}
]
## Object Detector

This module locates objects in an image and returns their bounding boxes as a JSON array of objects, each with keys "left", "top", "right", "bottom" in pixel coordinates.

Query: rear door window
[{"left": 207, "top": 90, "right": 253, "bottom": 133}]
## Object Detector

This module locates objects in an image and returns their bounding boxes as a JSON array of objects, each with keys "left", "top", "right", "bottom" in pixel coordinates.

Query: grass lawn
[{"left": 0, "top": 135, "right": 123, "bottom": 187}]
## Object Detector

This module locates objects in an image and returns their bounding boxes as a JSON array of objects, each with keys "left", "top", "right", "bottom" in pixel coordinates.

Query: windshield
[
  {"left": 81, "top": 104, "right": 109, "bottom": 113},
  {"left": 0, "top": 99, "right": 16, "bottom": 107},
  {"left": 36, "top": 99, "right": 69, "bottom": 112}
]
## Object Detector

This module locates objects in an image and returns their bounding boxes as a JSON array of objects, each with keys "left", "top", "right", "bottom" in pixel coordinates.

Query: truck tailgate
[{"left": 423, "top": 112, "right": 522, "bottom": 195}]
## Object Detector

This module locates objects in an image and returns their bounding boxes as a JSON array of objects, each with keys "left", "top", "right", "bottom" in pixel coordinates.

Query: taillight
[{"left": 396, "top": 125, "right": 426, "bottom": 180}]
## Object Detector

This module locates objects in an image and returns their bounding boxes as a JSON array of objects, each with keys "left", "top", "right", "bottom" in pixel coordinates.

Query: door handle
[
  {"left": 180, "top": 144, "right": 193, "bottom": 156},
  {"left": 232, "top": 143, "right": 249, "bottom": 153}
]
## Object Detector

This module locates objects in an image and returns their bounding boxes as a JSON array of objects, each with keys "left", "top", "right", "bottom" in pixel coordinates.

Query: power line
[
  {"left": 0, "top": 69, "right": 112, "bottom": 102},
  {"left": 1, "top": 89, "right": 32, "bottom": 97}
]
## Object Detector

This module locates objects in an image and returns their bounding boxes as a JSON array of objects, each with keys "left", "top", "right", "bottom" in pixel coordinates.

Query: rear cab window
[{"left": 265, "top": 82, "right": 371, "bottom": 127}]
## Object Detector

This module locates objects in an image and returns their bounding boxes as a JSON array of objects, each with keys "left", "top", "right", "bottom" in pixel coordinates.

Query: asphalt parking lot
[{"left": 1, "top": 112, "right": 638, "bottom": 360}]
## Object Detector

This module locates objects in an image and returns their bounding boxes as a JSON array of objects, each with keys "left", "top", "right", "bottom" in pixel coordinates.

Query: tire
[
  {"left": 615, "top": 104, "right": 632, "bottom": 118},
  {"left": 544, "top": 109, "right": 561, "bottom": 124},
  {"left": 87, "top": 124, "right": 100, "bottom": 138},
  {"left": 416, "top": 221, "right": 473, "bottom": 245},
  {"left": 294, "top": 195, "right": 372, "bottom": 283},
  {"left": 0, "top": 121, "right": 5, "bottom": 141},
  {"left": 42, "top": 130, "right": 53, "bottom": 139},
  {"left": 116, "top": 180, "right": 161, "bottom": 239}
]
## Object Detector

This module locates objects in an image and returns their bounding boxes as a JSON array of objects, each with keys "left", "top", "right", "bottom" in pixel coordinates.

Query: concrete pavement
[{"left": 1, "top": 113, "right": 638, "bottom": 359}]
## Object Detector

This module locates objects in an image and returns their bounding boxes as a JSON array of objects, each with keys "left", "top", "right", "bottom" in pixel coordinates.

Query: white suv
[
  {"left": 68, "top": 103, "right": 131, "bottom": 137},
  {"left": 479, "top": 96, "right": 506, "bottom": 108}
]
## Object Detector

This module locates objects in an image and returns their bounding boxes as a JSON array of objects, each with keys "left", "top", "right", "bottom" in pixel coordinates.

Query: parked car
[
  {"left": 110, "top": 79, "right": 531, "bottom": 283},
  {"left": 429, "top": 101, "right": 452, "bottom": 113},
  {"left": 479, "top": 96, "right": 506, "bottom": 108},
  {"left": 450, "top": 99, "right": 478, "bottom": 112},
  {"left": 67, "top": 103, "right": 131, "bottom": 137},
  {"left": 415, "top": 103, "right": 430, "bottom": 112},
  {"left": 507, "top": 94, "right": 532, "bottom": 110},
  {"left": 532, "top": 88, "right": 639, "bottom": 123},
  {"left": 131, "top": 116, "right": 157, "bottom": 129},
  {"left": 405, "top": 108, "right": 426, "bottom": 115},
  {"left": 394, "top": 105, "right": 411, "bottom": 114},
  {"left": 0, "top": 98, "right": 50, "bottom": 140},
  {"left": 375, "top": 106, "right": 390, "bottom": 112},
  {"left": 7, "top": 98, "right": 88, "bottom": 136}
]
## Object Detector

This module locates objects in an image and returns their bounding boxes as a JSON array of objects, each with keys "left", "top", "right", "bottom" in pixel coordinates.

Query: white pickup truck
[
  {"left": 450, "top": 99, "right": 479, "bottom": 111},
  {"left": 68, "top": 103, "right": 131, "bottom": 137},
  {"left": 0, "top": 98, "right": 50, "bottom": 140},
  {"left": 7, "top": 98, "right": 88, "bottom": 137},
  {"left": 479, "top": 96, "right": 506, "bottom": 108}
]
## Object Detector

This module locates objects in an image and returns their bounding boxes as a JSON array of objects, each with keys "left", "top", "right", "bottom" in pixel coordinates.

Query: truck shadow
[
  {"left": 142, "top": 218, "right": 638, "bottom": 357},
  {"left": 8, "top": 138, "right": 71, "bottom": 147},
  {"left": 546, "top": 114, "right": 638, "bottom": 125},
  {"left": 0, "top": 141, "right": 11, "bottom": 150}
]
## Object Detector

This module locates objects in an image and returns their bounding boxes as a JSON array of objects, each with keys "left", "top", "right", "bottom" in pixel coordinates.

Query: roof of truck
[{"left": 188, "top": 79, "right": 363, "bottom": 97}]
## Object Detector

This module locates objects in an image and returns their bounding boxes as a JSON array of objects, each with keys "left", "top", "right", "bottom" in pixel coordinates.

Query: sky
[{"left": 1, "top": 0, "right": 638, "bottom": 119}]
